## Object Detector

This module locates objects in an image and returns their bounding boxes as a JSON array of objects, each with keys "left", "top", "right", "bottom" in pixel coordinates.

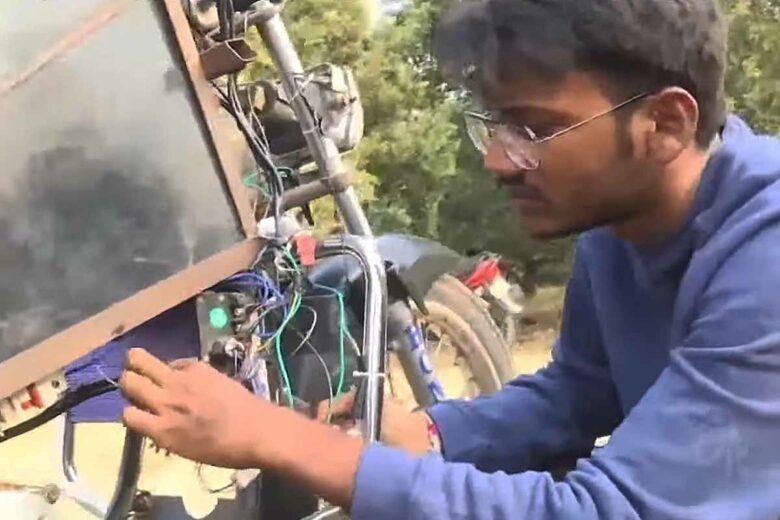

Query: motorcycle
[{"left": 455, "top": 251, "right": 526, "bottom": 349}]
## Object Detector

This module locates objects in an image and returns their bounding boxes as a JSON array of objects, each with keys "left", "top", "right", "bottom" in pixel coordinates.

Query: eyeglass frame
[{"left": 464, "top": 92, "right": 650, "bottom": 170}]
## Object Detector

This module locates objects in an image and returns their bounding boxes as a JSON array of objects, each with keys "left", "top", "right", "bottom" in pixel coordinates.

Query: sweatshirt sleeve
[
  {"left": 426, "top": 245, "right": 623, "bottom": 474},
  {"left": 350, "top": 224, "right": 780, "bottom": 520}
]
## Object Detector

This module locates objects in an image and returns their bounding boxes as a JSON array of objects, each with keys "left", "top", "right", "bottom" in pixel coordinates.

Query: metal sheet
[{"left": 0, "top": 0, "right": 258, "bottom": 396}]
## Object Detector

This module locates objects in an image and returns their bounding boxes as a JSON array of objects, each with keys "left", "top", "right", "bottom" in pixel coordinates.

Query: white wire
[
  {"left": 307, "top": 340, "right": 334, "bottom": 420},
  {"left": 95, "top": 365, "right": 120, "bottom": 389},
  {"left": 289, "top": 305, "right": 319, "bottom": 357}
]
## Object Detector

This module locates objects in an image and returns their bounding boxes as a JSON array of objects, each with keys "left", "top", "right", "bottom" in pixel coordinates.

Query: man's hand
[
  {"left": 120, "top": 348, "right": 366, "bottom": 508},
  {"left": 120, "top": 348, "right": 271, "bottom": 469},
  {"left": 317, "top": 390, "right": 432, "bottom": 455}
]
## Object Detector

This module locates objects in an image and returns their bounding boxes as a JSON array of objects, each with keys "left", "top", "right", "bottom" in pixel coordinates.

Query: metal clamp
[
  {"left": 200, "top": 38, "right": 257, "bottom": 81},
  {"left": 105, "top": 429, "right": 145, "bottom": 520}
]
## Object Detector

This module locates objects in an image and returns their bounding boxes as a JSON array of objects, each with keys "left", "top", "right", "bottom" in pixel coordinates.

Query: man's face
[{"left": 482, "top": 72, "right": 658, "bottom": 238}]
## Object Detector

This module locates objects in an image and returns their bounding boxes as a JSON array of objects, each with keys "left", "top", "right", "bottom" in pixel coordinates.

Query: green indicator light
[{"left": 209, "top": 307, "right": 230, "bottom": 329}]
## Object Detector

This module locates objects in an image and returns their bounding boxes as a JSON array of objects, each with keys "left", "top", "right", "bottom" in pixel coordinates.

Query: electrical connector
[{"left": 0, "top": 373, "right": 66, "bottom": 438}]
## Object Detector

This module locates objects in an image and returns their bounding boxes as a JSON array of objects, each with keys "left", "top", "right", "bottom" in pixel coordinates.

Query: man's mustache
[{"left": 497, "top": 176, "right": 545, "bottom": 201}]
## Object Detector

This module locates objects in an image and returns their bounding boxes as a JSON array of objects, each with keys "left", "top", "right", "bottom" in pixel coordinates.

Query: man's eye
[
  {"left": 526, "top": 125, "right": 558, "bottom": 139},
  {"left": 499, "top": 119, "right": 557, "bottom": 139}
]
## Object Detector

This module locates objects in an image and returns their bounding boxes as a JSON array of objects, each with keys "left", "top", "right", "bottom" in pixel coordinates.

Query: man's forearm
[{"left": 252, "top": 404, "right": 366, "bottom": 508}]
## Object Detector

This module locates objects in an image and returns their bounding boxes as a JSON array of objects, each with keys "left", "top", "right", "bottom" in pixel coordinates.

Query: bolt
[{"left": 42, "top": 484, "right": 60, "bottom": 504}]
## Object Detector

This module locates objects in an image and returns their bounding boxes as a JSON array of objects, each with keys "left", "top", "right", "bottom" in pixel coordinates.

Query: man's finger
[
  {"left": 169, "top": 358, "right": 198, "bottom": 371},
  {"left": 122, "top": 406, "right": 161, "bottom": 439},
  {"left": 316, "top": 390, "right": 356, "bottom": 422},
  {"left": 125, "top": 348, "right": 172, "bottom": 386},
  {"left": 119, "top": 370, "right": 165, "bottom": 414}
]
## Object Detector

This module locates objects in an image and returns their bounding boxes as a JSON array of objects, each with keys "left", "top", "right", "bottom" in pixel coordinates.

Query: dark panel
[{"left": 0, "top": 0, "right": 243, "bottom": 363}]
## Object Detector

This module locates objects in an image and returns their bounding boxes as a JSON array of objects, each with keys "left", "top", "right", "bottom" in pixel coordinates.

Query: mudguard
[
  {"left": 307, "top": 233, "right": 467, "bottom": 315},
  {"left": 376, "top": 234, "right": 467, "bottom": 309}
]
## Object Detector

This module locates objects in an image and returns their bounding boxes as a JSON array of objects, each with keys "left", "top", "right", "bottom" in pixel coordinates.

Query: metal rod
[
  {"left": 257, "top": 14, "right": 373, "bottom": 237},
  {"left": 62, "top": 417, "right": 78, "bottom": 483},
  {"left": 387, "top": 302, "right": 437, "bottom": 407},
  {"left": 318, "top": 236, "right": 387, "bottom": 442},
  {"left": 105, "top": 430, "right": 145, "bottom": 520},
  {"left": 301, "top": 504, "right": 345, "bottom": 520},
  {"left": 60, "top": 417, "right": 109, "bottom": 518}
]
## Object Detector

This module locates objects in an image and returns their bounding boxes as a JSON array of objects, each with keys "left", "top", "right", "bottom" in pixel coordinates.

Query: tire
[
  {"left": 424, "top": 275, "right": 515, "bottom": 385},
  {"left": 489, "top": 303, "right": 518, "bottom": 349}
]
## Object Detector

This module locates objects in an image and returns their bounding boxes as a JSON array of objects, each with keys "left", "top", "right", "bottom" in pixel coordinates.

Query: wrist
[
  {"left": 251, "top": 402, "right": 365, "bottom": 507},
  {"left": 247, "top": 402, "right": 305, "bottom": 470},
  {"left": 423, "top": 412, "right": 443, "bottom": 454}
]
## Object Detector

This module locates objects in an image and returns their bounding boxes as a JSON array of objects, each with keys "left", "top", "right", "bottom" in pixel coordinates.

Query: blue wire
[{"left": 218, "top": 272, "right": 289, "bottom": 338}]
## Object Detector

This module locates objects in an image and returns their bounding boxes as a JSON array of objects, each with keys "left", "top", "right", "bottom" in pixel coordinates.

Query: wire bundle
[
  {"left": 210, "top": 2, "right": 353, "bottom": 418},
  {"left": 226, "top": 247, "right": 351, "bottom": 419}
]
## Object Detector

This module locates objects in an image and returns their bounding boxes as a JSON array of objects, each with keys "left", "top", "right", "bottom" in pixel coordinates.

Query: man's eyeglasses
[{"left": 464, "top": 92, "right": 649, "bottom": 170}]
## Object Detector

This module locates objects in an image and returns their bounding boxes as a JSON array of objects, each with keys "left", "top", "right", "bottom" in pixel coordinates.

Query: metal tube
[
  {"left": 393, "top": 338, "right": 437, "bottom": 408},
  {"left": 318, "top": 236, "right": 387, "bottom": 442},
  {"left": 59, "top": 417, "right": 108, "bottom": 518},
  {"left": 62, "top": 417, "right": 78, "bottom": 483},
  {"left": 105, "top": 430, "right": 144, "bottom": 520},
  {"left": 257, "top": 15, "right": 373, "bottom": 237},
  {"left": 387, "top": 302, "right": 437, "bottom": 407}
]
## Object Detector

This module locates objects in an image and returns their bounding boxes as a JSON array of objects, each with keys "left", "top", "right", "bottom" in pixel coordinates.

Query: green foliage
[
  {"left": 353, "top": 1, "right": 461, "bottom": 238},
  {"left": 245, "top": 0, "right": 371, "bottom": 80},
  {"left": 723, "top": 0, "right": 780, "bottom": 134}
]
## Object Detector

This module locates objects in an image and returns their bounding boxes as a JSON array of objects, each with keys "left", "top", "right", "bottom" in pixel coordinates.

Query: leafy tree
[
  {"left": 723, "top": 0, "right": 780, "bottom": 133},
  {"left": 354, "top": 1, "right": 461, "bottom": 237}
]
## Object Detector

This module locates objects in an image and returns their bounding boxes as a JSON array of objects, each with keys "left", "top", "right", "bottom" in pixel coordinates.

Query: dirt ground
[{"left": 0, "top": 300, "right": 559, "bottom": 519}]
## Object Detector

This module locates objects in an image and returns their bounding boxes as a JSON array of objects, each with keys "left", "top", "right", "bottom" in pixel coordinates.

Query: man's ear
[{"left": 643, "top": 87, "right": 699, "bottom": 164}]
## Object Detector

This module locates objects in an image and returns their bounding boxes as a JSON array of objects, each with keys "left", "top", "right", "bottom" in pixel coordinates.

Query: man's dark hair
[{"left": 434, "top": 0, "right": 728, "bottom": 147}]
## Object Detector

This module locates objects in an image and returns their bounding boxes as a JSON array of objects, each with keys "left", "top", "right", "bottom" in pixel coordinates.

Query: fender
[
  {"left": 375, "top": 234, "right": 467, "bottom": 310},
  {"left": 307, "top": 233, "right": 467, "bottom": 314}
]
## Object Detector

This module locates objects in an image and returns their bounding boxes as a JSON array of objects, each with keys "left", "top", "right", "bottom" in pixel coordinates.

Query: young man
[{"left": 120, "top": 0, "right": 780, "bottom": 518}]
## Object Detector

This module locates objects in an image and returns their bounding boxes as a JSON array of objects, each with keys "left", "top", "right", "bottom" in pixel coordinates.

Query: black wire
[
  {"left": 212, "top": 0, "right": 295, "bottom": 247},
  {"left": 212, "top": 0, "right": 289, "bottom": 248},
  {"left": 224, "top": 74, "right": 285, "bottom": 242},
  {"left": 0, "top": 380, "right": 118, "bottom": 444},
  {"left": 197, "top": 463, "right": 235, "bottom": 495},
  {"left": 217, "top": 0, "right": 229, "bottom": 40}
]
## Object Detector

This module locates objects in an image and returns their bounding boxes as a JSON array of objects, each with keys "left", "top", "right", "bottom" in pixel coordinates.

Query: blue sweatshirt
[{"left": 351, "top": 116, "right": 780, "bottom": 520}]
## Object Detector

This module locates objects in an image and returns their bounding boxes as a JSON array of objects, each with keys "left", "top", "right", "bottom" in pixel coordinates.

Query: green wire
[
  {"left": 310, "top": 283, "right": 348, "bottom": 399},
  {"left": 281, "top": 247, "right": 348, "bottom": 398},
  {"left": 243, "top": 171, "right": 270, "bottom": 199},
  {"left": 263, "top": 247, "right": 304, "bottom": 409},
  {"left": 268, "top": 246, "right": 350, "bottom": 411},
  {"left": 273, "top": 292, "right": 301, "bottom": 408}
]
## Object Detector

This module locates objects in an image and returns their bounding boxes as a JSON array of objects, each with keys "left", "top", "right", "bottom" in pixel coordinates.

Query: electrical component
[
  {"left": 0, "top": 373, "right": 67, "bottom": 438},
  {"left": 0, "top": 379, "right": 117, "bottom": 444}
]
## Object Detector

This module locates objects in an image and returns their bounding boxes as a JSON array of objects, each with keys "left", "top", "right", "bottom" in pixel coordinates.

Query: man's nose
[{"left": 484, "top": 140, "right": 521, "bottom": 180}]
